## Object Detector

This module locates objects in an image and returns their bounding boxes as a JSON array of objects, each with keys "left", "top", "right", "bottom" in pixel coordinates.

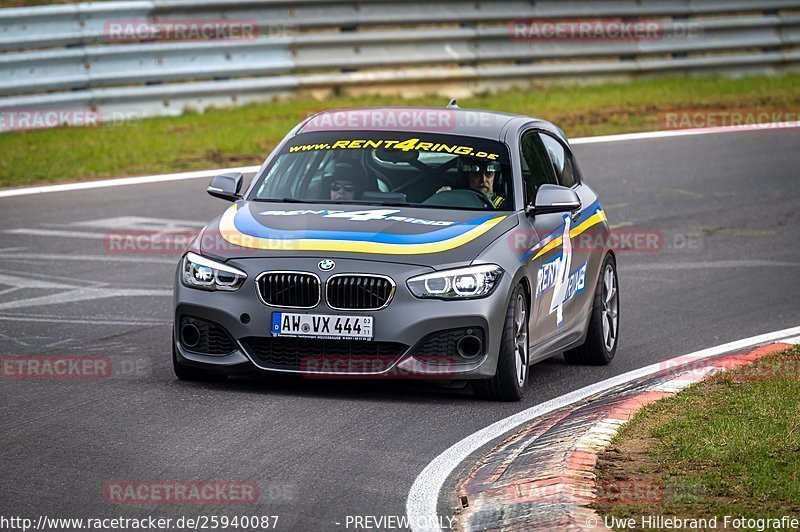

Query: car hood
[{"left": 197, "top": 201, "right": 520, "bottom": 267}]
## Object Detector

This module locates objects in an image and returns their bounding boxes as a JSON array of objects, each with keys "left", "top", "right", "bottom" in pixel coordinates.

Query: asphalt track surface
[{"left": 1, "top": 128, "right": 798, "bottom": 531}]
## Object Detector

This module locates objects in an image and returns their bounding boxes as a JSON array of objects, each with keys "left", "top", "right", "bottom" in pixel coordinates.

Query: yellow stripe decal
[
  {"left": 218, "top": 204, "right": 507, "bottom": 255},
  {"left": 531, "top": 209, "right": 608, "bottom": 261}
]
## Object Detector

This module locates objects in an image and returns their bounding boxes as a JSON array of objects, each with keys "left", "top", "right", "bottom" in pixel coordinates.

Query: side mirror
[
  {"left": 526, "top": 184, "right": 581, "bottom": 216},
  {"left": 207, "top": 172, "right": 243, "bottom": 201}
]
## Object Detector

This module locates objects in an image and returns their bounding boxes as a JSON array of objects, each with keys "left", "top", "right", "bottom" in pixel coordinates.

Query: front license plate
[{"left": 271, "top": 312, "right": 373, "bottom": 340}]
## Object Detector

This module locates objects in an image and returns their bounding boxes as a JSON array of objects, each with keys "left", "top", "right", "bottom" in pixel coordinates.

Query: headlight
[
  {"left": 407, "top": 264, "right": 504, "bottom": 299},
  {"left": 181, "top": 252, "right": 247, "bottom": 291}
]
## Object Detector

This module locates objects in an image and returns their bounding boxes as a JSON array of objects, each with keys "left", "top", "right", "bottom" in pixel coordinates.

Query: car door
[
  {"left": 517, "top": 129, "right": 564, "bottom": 345},
  {"left": 538, "top": 132, "right": 595, "bottom": 336}
]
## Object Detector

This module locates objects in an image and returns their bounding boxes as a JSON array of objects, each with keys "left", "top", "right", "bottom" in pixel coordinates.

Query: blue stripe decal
[{"left": 233, "top": 208, "right": 498, "bottom": 245}]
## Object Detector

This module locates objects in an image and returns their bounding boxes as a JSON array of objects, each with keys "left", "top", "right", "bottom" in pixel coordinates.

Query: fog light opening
[
  {"left": 457, "top": 335, "right": 482, "bottom": 359},
  {"left": 181, "top": 323, "right": 201, "bottom": 348},
  {"left": 240, "top": 313, "right": 251, "bottom": 324}
]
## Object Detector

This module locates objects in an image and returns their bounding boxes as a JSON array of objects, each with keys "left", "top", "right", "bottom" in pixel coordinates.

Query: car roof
[{"left": 294, "top": 106, "right": 567, "bottom": 143}]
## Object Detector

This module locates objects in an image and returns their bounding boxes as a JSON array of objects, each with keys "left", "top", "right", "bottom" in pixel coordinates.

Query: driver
[{"left": 437, "top": 156, "right": 505, "bottom": 208}]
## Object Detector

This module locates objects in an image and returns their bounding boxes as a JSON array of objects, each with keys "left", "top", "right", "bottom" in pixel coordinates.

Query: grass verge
[
  {"left": 594, "top": 345, "right": 800, "bottom": 527},
  {"left": 2, "top": 73, "right": 799, "bottom": 188}
]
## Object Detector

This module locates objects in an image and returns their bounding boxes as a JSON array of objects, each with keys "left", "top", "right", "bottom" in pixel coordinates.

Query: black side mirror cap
[
  {"left": 207, "top": 172, "right": 244, "bottom": 201},
  {"left": 527, "top": 184, "right": 581, "bottom": 216}
]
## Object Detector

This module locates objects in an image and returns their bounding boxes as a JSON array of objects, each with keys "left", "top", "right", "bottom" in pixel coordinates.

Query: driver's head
[
  {"left": 458, "top": 156, "right": 500, "bottom": 197},
  {"left": 322, "top": 162, "right": 367, "bottom": 201}
]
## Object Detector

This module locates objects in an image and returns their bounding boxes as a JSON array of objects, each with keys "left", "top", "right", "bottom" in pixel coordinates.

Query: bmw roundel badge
[{"left": 318, "top": 259, "right": 335, "bottom": 271}]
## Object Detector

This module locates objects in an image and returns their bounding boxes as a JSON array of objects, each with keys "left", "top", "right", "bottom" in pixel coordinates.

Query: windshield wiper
[
  {"left": 250, "top": 197, "right": 306, "bottom": 203},
  {"left": 358, "top": 201, "right": 417, "bottom": 207},
  {"left": 251, "top": 198, "right": 420, "bottom": 207},
  {"left": 248, "top": 197, "right": 495, "bottom": 211}
]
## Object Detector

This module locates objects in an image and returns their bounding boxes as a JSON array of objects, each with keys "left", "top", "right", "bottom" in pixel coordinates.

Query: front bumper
[{"left": 173, "top": 256, "right": 512, "bottom": 379}]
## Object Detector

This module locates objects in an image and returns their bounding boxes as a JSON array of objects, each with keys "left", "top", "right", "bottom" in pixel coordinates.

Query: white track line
[
  {"left": 3, "top": 228, "right": 110, "bottom": 239},
  {"left": 405, "top": 325, "right": 800, "bottom": 532},
  {"left": 0, "top": 315, "right": 170, "bottom": 326},
  {"left": 570, "top": 121, "right": 800, "bottom": 145},
  {"left": 2, "top": 122, "right": 799, "bottom": 199},
  {"left": 0, "top": 165, "right": 260, "bottom": 199},
  {"left": 0, "top": 253, "right": 175, "bottom": 264}
]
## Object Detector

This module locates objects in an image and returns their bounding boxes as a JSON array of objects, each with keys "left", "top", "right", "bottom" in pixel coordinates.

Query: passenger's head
[
  {"left": 458, "top": 156, "right": 500, "bottom": 197},
  {"left": 322, "top": 162, "right": 368, "bottom": 201},
  {"left": 329, "top": 178, "right": 357, "bottom": 201}
]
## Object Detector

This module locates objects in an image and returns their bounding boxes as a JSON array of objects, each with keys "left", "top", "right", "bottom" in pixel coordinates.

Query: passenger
[{"left": 322, "top": 163, "right": 368, "bottom": 201}]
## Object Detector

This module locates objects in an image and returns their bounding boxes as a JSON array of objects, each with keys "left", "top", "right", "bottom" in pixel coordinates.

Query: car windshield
[{"left": 251, "top": 131, "right": 514, "bottom": 211}]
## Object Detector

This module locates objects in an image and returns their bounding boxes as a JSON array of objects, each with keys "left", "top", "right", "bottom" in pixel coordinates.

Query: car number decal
[{"left": 535, "top": 214, "right": 588, "bottom": 326}]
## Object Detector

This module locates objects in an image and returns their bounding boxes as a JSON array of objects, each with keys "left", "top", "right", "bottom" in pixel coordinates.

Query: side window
[
  {"left": 520, "top": 130, "right": 558, "bottom": 204},
  {"left": 540, "top": 134, "right": 578, "bottom": 188}
]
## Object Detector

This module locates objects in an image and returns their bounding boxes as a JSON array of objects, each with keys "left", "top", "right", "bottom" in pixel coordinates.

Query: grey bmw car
[{"left": 173, "top": 105, "right": 618, "bottom": 400}]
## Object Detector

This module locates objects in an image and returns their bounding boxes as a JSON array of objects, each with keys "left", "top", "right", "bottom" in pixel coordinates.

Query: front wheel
[
  {"left": 564, "top": 254, "right": 619, "bottom": 365},
  {"left": 474, "top": 284, "right": 529, "bottom": 401}
]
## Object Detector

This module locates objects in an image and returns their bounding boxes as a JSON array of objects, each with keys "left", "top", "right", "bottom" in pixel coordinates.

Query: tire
[
  {"left": 564, "top": 254, "right": 619, "bottom": 365},
  {"left": 172, "top": 342, "right": 228, "bottom": 382},
  {"left": 474, "top": 284, "right": 529, "bottom": 401}
]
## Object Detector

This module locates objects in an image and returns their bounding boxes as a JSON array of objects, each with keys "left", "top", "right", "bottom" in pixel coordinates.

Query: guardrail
[{"left": 1, "top": 0, "right": 800, "bottom": 129}]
